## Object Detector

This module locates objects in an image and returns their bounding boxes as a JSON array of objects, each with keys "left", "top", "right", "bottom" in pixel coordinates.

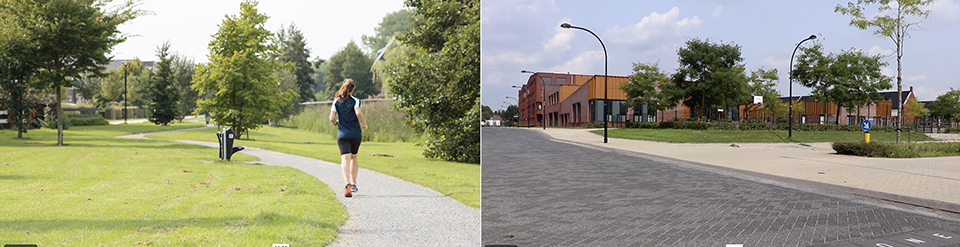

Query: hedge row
[
  {"left": 625, "top": 119, "right": 900, "bottom": 132},
  {"left": 68, "top": 117, "right": 109, "bottom": 126},
  {"left": 833, "top": 141, "right": 960, "bottom": 158}
]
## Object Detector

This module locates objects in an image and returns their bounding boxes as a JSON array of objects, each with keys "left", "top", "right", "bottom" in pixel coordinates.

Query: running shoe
[
  {"left": 351, "top": 184, "right": 358, "bottom": 193},
  {"left": 344, "top": 183, "right": 352, "bottom": 198}
]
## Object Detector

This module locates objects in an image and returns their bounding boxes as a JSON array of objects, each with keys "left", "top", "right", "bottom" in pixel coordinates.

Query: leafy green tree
[
  {"left": 1, "top": 0, "right": 148, "bottom": 145},
  {"left": 73, "top": 74, "right": 102, "bottom": 106},
  {"left": 362, "top": 9, "right": 413, "bottom": 53},
  {"left": 191, "top": 0, "right": 297, "bottom": 138},
  {"left": 792, "top": 44, "right": 892, "bottom": 125},
  {"left": 311, "top": 58, "right": 327, "bottom": 100},
  {"left": 172, "top": 54, "right": 197, "bottom": 121},
  {"left": 836, "top": 0, "right": 934, "bottom": 141},
  {"left": 390, "top": 0, "right": 479, "bottom": 163},
  {"left": 146, "top": 42, "right": 181, "bottom": 126},
  {"left": 745, "top": 68, "right": 782, "bottom": 121},
  {"left": 903, "top": 97, "right": 930, "bottom": 127},
  {"left": 277, "top": 23, "right": 316, "bottom": 103},
  {"left": 0, "top": 56, "right": 36, "bottom": 138},
  {"left": 929, "top": 88, "right": 960, "bottom": 127},
  {"left": 269, "top": 68, "right": 300, "bottom": 126},
  {"left": 622, "top": 61, "right": 677, "bottom": 122},
  {"left": 481, "top": 105, "right": 493, "bottom": 121},
  {"left": 670, "top": 38, "right": 750, "bottom": 119},
  {"left": 324, "top": 41, "right": 376, "bottom": 99},
  {"left": 101, "top": 59, "right": 151, "bottom": 107},
  {"left": 494, "top": 105, "right": 518, "bottom": 126}
]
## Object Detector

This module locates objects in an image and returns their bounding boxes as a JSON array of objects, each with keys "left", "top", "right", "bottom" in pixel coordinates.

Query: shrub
[
  {"left": 679, "top": 120, "right": 708, "bottom": 130},
  {"left": 626, "top": 122, "right": 658, "bottom": 129},
  {"left": 833, "top": 142, "right": 960, "bottom": 158},
  {"left": 69, "top": 117, "right": 109, "bottom": 126},
  {"left": 709, "top": 121, "right": 738, "bottom": 130},
  {"left": 947, "top": 128, "right": 960, "bottom": 134},
  {"left": 286, "top": 100, "right": 420, "bottom": 142},
  {"left": 583, "top": 122, "right": 605, "bottom": 128}
]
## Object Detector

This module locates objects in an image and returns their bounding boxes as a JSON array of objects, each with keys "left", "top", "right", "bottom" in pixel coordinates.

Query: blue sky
[
  {"left": 481, "top": 0, "right": 960, "bottom": 111},
  {"left": 110, "top": 0, "right": 406, "bottom": 63}
]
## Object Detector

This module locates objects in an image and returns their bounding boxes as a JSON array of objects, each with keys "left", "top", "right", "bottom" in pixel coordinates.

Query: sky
[
  {"left": 109, "top": 0, "right": 408, "bottom": 64},
  {"left": 481, "top": 0, "right": 960, "bottom": 111}
]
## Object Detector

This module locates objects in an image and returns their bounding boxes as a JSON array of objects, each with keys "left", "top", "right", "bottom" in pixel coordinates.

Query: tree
[
  {"left": 323, "top": 41, "right": 376, "bottom": 99},
  {"left": 277, "top": 23, "right": 316, "bottom": 103},
  {"left": 745, "top": 68, "right": 782, "bottom": 122},
  {"left": 792, "top": 44, "right": 892, "bottom": 125},
  {"left": 0, "top": 55, "right": 37, "bottom": 138},
  {"left": 146, "top": 42, "right": 180, "bottom": 126},
  {"left": 928, "top": 88, "right": 960, "bottom": 127},
  {"left": 494, "top": 105, "right": 518, "bottom": 126},
  {"left": 269, "top": 68, "right": 300, "bottom": 127},
  {"left": 311, "top": 57, "right": 327, "bottom": 100},
  {"left": 191, "top": 0, "right": 297, "bottom": 138},
  {"left": 622, "top": 61, "right": 677, "bottom": 122},
  {"left": 836, "top": 0, "right": 934, "bottom": 141},
  {"left": 73, "top": 74, "right": 102, "bottom": 106},
  {"left": 902, "top": 97, "right": 930, "bottom": 127},
  {"left": 172, "top": 54, "right": 197, "bottom": 121},
  {"left": 1, "top": 0, "right": 148, "bottom": 145},
  {"left": 390, "top": 0, "right": 479, "bottom": 163},
  {"left": 481, "top": 105, "right": 493, "bottom": 121},
  {"left": 670, "top": 38, "right": 750, "bottom": 120},
  {"left": 362, "top": 9, "right": 414, "bottom": 53},
  {"left": 100, "top": 59, "right": 151, "bottom": 106}
]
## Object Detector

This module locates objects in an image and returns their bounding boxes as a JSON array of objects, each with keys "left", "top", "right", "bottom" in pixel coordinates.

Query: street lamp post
[
  {"left": 789, "top": 35, "right": 816, "bottom": 139},
  {"left": 520, "top": 70, "right": 547, "bottom": 130},
  {"left": 561, "top": 23, "right": 608, "bottom": 143},
  {"left": 123, "top": 62, "right": 128, "bottom": 124}
]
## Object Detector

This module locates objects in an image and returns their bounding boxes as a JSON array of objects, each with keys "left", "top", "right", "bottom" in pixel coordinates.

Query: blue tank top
[{"left": 332, "top": 96, "right": 362, "bottom": 139}]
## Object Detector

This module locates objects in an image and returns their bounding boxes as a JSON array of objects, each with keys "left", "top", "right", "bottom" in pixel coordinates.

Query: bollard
[{"left": 865, "top": 132, "right": 870, "bottom": 143}]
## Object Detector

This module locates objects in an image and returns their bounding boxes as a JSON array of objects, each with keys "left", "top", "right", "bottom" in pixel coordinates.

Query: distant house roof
[
  {"left": 491, "top": 115, "right": 503, "bottom": 121},
  {"left": 878, "top": 87, "right": 914, "bottom": 109}
]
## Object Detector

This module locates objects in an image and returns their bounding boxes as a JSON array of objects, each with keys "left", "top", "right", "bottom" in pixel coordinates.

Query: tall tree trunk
[{"left": 57, "top": 85, "right": 63, "bottom": 146}]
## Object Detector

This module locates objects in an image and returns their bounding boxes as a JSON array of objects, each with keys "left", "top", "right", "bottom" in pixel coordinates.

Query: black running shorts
[{"left": 337, "top": 138, "right": 362, "bottom": 155}]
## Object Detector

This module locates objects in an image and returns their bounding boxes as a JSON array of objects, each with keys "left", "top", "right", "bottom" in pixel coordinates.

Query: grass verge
[
  {"left": 0, "top": 123, "right": 345, "bottom": 246},
  {"left": 598, "top": 128, "right": 935, "bottom": 143},
  {"left": 149, "top": 126, "right": 480, "bottom": 209}
]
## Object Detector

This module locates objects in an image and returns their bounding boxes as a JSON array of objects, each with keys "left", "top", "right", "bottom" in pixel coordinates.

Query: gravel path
[{"left": 121, "top": 130, "right": 480, "bottom": 246}]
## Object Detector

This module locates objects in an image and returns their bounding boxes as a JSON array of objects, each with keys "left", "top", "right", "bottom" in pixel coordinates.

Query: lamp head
[
  {"left": 521, "top": 70, "right": 530, "bottom": 73},
  {"left": 807, "top": 35, "right": 817, "bottom": 41},
  {"left": 560, "top": 23, "right": 571, "bottom": 29}
]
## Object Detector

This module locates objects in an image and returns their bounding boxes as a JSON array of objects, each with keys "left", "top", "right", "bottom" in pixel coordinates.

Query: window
[
  {"left": 556, "top": 77, "right": 567, "bottom": 85},
  {"left": 541, "top": 77, "right": 552, "bottom": 85}
]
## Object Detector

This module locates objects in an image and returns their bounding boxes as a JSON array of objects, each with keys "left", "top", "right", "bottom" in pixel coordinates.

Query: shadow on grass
[{"left": 0, "top": 212, "right": 339, "bottom": 233}]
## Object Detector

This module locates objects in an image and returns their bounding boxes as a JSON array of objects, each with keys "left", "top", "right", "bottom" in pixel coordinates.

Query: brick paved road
[{"left": 481, "top": 128, "right": 960, "bottom": 247}]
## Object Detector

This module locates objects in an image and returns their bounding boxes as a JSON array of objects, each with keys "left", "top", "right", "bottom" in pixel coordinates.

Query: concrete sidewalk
[{"left": 538, "top": 128, "right": 960, "bottom": 213}]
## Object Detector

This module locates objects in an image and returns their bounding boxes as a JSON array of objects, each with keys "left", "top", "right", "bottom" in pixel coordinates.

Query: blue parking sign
[{"left": 861, "top": 119, "right": 873, "bottom": 132}]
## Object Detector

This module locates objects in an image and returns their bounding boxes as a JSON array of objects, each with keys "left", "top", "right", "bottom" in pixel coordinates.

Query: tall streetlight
[
  {"left": 561, "top": 23, "right": 608, "bottom": 143},
  {"left": 520, "top": 70, "right": 546, "bottom": 130},
  {"left": 122, "top": 62, "right": 128, "bottom": 124},
  {"left": 788, "top": 34, "right": 816, "bottom": 139}
]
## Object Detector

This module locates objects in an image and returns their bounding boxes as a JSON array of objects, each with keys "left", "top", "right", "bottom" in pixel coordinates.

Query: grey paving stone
[{"left": 482, "top": 128, "right": 960, "bottom": 247}]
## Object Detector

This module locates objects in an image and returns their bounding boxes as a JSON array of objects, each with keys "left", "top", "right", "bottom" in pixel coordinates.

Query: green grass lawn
[
  {"left": 149, "top": 126, "right": 481, "bottom": 209},
  {"left": 0, "top": 123, "right": 345, "bottom": 246},
  {"left": 598, "top": 128, "right": 935, "bottom": 143}
]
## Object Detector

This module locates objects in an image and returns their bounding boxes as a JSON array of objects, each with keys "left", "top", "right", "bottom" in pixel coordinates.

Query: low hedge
[
  {"left": 833, "top": 141, "right": 960, "bottom": 158},
  {"left": 68, "top": 117, "right": 109, "bottom": 126},
  {"left": 623, "top": 119, "right": 904, "bottom": 132}
]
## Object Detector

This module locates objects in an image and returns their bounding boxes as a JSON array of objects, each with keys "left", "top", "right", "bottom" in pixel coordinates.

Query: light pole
[
  {"left": 562, "top": 23, "right": 608, "bottom": 143},
  {"left": 520, "top": 70, "right": 547, "bottom": 130},
  {"left": 789, "top": 34, "right": 816, "bottom": 139},
  {"left": 122, "top": 62, "right": 128, "bottom": 124}
]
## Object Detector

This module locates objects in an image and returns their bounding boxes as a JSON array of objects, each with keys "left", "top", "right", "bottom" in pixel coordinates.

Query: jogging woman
[{"left": 329, "top": 79, "right": 368, "bottom": 198}]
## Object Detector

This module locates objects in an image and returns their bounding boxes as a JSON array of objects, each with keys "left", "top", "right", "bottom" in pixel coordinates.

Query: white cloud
[
  {"left": 759, "top": 56, "right": 787, "bottom": 70},
  {"left": 906, "top": 74, "right": 927, "bottom": 82},
  {"left": 713, "top": 6, "right": 723, "bottom": 18},
  {"left": 544, "top": 18, "right": 574, "bottom": 52},
  {"left": 881, "top": 67, "right": 895, "bottom": 77},
  {"left": 548, "top": 51, "right": 605, "bottom": 74},
  {"left": 489, "top": 51, "right": 540, "bottom": 65},
  {"left": 929, "top": 0, "right": 960, "bottom": 22},
  {"left": 603, "top": 7, "right": 702, "bottom": 47},
  {"left": 868, "top": 45, "right": 895, "bottom": 57}
]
